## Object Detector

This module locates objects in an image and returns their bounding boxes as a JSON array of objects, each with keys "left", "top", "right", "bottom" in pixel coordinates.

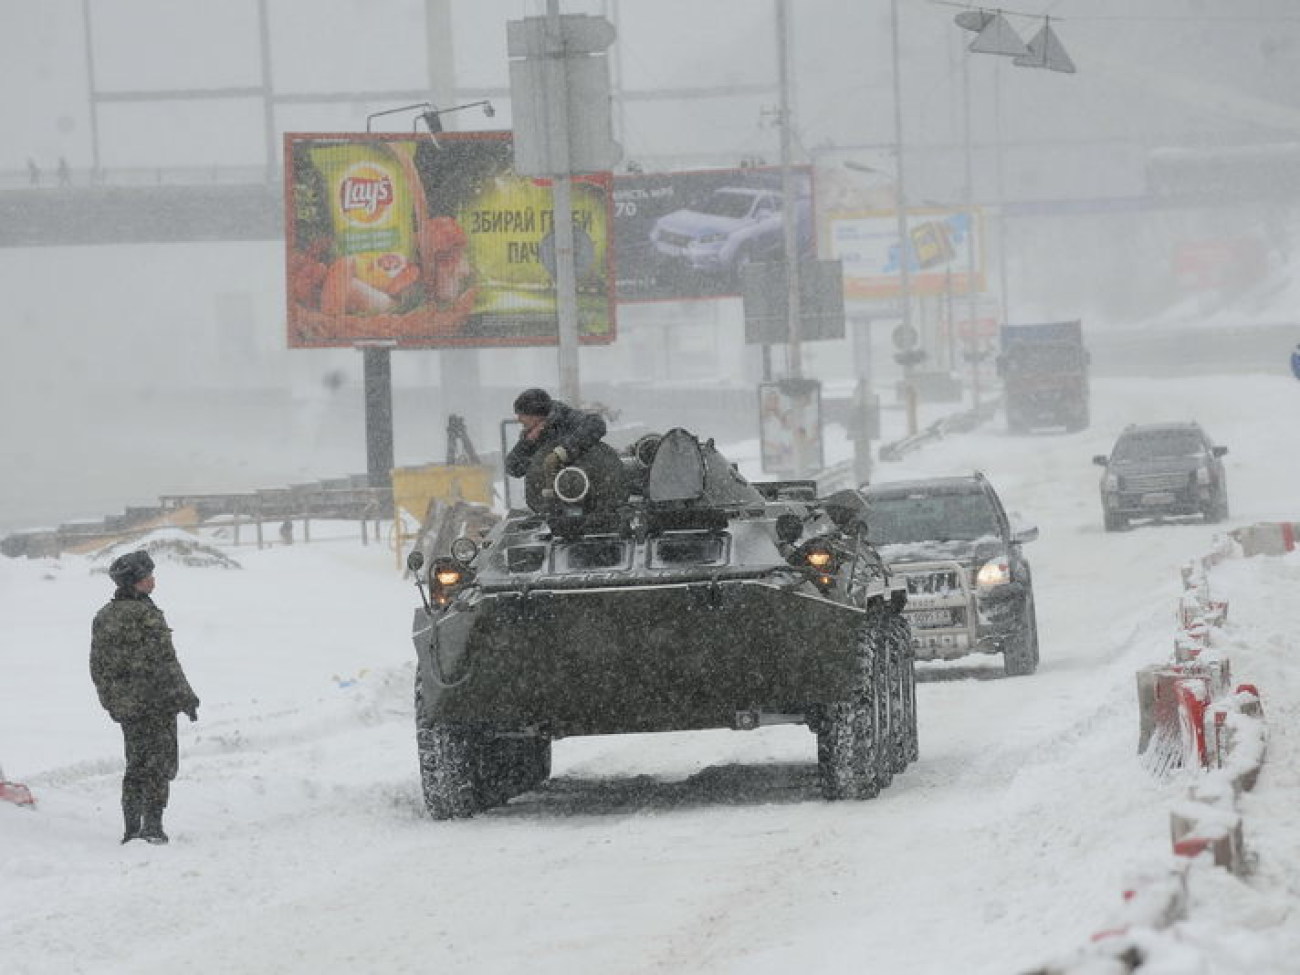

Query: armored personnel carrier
[{"left": 407, "top": 428, "right": 916, "bottom": 818}]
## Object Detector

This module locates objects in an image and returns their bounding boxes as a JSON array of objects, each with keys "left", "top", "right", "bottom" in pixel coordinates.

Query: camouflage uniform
[{"left": 91, "top": 577, "right": 199, "bottom": 843}]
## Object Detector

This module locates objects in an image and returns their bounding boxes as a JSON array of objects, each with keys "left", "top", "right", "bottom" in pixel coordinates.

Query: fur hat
[
  {"left": 108, "top": 549, "right": 155, "bottom": 588},
  {"left": 513, "top": 387, "right": 553, "bottom": 417}
]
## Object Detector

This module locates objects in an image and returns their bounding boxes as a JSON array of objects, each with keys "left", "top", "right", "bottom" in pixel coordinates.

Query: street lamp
[
  {"left": 953, "top": 8, "right": 1075, "bottom": 341},
  {"left": 364, "top": 100, "right": 495, "bottom": 134}
]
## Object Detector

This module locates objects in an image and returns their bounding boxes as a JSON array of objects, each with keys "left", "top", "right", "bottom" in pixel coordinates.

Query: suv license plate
[
  {"left": 908, "top": 609, "right": 952, "bottom": 628},
  {"left": 1140, "top": 492, "right": 1176, "bottom": 505}
]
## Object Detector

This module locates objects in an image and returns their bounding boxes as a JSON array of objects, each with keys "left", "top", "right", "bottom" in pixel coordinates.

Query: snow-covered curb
[{"left": 1026, "top": 528, "right": 1272, "bottom": 975}]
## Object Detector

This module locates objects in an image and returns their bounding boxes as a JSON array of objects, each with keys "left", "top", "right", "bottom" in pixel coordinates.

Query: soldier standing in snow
[{"left": 90, "top": 550, "right": 200, "bottom": 845}]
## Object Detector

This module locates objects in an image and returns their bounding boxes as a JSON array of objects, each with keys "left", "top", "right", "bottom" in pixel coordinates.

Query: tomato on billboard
[{"left": 285, "top": 132, "right": 615, "bottom": 349}]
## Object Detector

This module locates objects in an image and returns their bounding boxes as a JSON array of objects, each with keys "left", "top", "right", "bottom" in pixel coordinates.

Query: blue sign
[{"left": 1291, "top": 343, "right": 1300, "bottom": 380}]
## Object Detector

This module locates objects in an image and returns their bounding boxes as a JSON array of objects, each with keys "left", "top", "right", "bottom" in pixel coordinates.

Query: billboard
[
  {"left": 826, "top": 208, "right": 985, "bottom": 301},
  {"left": 612, "top": 166, "right": 815, "bottom": 302},
  {"left": 759, "top": 378, "right": 823, "bottom": 475},
  {"left": 285, "top": 132, "right": 614, "bottom": 349}
]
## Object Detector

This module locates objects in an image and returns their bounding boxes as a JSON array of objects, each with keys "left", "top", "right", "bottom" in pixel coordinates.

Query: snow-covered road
[{"left": 3, "top": 373, "right": 1299, "bottom": 974}]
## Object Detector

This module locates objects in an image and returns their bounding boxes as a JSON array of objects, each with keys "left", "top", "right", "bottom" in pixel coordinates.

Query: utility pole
[
  {"left": 546, "top": 0, "right": 582, "bottom": 404},
  {"left": 777, "top": 0, "right": 801, "bottom": 382},
  {"left": 507, "top": 4, "right": 618, "bottom": 406},
  {"left": 962, "top": 38, "right": 981, "bottom": 409},
  {"left": 890, "top": 0, "right": 918, "bottom": 436}
]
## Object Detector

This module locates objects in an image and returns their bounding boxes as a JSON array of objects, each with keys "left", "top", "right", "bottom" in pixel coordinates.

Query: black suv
[
  {"left": 864, "top": 473, "right": 1040, "bottom": 677},
  {"left": 1092, "top": 421, "right": 1229, "bottom": 532}
]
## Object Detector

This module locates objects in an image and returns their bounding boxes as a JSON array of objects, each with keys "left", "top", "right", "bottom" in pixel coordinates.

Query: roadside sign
[{"left": 892, "top": 322, "right": 919, "bottom": 351}]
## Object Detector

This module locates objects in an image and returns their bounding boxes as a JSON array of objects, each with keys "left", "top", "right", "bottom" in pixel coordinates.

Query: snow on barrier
[{"left": 1026, "top": 528, "right": 1272, "bottom": 975}]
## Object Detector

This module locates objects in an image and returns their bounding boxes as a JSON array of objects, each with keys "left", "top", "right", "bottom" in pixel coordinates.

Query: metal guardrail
[
  {"left": 0, "top": 164, "right": 278, "bottom": 191},
  {"left": 877, "top": 397, "right": 1002, "bottom": 463},
  {"left": 0, "top": 475, "right": 392, "bottom": 559}
]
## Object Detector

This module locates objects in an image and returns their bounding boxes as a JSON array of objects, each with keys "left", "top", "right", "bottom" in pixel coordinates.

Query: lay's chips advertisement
[{"left": 285, "top": 132, "right": 614, "bottom": 349}]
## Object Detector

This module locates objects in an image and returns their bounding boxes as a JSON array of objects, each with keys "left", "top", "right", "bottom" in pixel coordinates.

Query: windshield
[
  {"left": 694, "top": 190, "right": 766, "bottom": 219},
  {"left": 868, "top": 492, "right": 1001, "bottom": 545},
  {"left": 1112, "top": 430, "right": 1204, "bottom": 460}
]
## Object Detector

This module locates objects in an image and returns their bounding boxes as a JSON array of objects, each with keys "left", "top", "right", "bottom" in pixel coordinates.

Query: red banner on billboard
[{"left": 285, "top": 132, "right": 615, "bottom": 349}]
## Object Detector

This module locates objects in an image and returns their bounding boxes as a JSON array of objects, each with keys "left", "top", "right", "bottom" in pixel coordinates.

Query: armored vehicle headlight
[
  {"left": 435, "top": 565, "right": 464, "bottom": 587},
  {"left": 806, "top": 547, "right": 835, "bottom": 570},
  {"left": 449, "top": 536, "right": 479, "bottom": 564},
  {"left": 975, "top": 558, "right": 1011, "bottom": 588}
]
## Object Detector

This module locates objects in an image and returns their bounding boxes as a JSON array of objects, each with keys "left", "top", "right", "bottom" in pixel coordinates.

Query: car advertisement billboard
[
  {"left": 826, "top": 208, "right": 985, "bottom": 301},
  {"left": 285, "top": 132, "right": 614, "bottom": 349},
  {"left": 612, "top": 166, "right": 815, "bottom": 302}
]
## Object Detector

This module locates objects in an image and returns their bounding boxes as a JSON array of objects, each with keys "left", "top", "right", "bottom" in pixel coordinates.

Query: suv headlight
[
  {"left": 1195, "top": 465, "right": 1211, "bottom": 485},
  {"left": 1102, "top": 473, "right": 1118, "bottom": 492},
  {"left": 975, "top": 557, "right": 1011, "bottom": 588}
]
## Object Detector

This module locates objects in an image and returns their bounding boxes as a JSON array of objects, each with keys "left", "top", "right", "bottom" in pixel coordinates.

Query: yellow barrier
[{"left": 391, "top": 464, "right": 493, "bottom": 564}]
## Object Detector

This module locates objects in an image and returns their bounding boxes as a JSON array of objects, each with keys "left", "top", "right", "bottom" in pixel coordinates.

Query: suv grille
[
  {"left": 1122, "top": 471, "right": 1188, "bottom": 493},
  {"left": 904, "top": 569, "right": 963, "bottom": 596}
]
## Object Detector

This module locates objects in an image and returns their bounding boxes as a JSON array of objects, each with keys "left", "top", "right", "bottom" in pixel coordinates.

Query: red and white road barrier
[
  {"left": 0, "top": 764, "right": 35, "bottom": 808},
  {"left": 1027, "top": 528, "right": 1275, "bottom": 975}
]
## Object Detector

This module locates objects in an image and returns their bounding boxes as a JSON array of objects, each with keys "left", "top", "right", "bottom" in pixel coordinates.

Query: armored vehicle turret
[{"left": 408, "top": 427, "right": 916, "bottom": 818}]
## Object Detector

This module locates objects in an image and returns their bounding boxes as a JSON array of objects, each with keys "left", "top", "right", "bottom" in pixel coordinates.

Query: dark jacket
[
  {"left": 505, "top": 401, "right": 608, "bottom": 478},
  {"left": 90, "top": 591, "right": 200, "bottom": 723}
]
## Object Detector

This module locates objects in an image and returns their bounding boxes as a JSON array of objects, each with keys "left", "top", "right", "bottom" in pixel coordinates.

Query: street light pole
[
  {"left": 962, "top": 39, "right": 981, "bottom": 408},
  {"left": 777, "top": 0, "right": 802, "bottom": 382},
  {"left": 994, "top": 59, "right": 1011, "bottom": 324},
  {"left": 546, "top": 0, "right": 582, "bottom": 405},
  {"left": 890, "top": 0, "right": 918, "bottom": 436}
]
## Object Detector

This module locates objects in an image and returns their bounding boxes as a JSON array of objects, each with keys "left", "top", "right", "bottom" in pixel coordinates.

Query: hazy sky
[{"left": 7, "top": 0, "right": 1298, "bottom": 185}]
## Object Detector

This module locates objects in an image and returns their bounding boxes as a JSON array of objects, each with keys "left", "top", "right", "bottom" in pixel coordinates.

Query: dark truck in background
[{"left": 996, "top": 320, "right": 1090, "bottom": 433}]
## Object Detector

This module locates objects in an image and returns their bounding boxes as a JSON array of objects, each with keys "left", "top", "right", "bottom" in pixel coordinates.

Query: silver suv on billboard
[{"left": 650, "top": 186, "right": 794, "bottom": 280}]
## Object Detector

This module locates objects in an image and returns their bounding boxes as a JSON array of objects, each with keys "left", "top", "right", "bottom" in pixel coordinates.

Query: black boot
[
  {"left": 139, "top": 805, "right": 169, "bottom": 845},
  {"left": 121, "top": 796, "right": 143, "bottom": 844}
]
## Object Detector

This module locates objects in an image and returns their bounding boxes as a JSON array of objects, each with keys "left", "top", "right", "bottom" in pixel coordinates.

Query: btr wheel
[
  {"left": 475, "top": 736, "right": 552, "bottom": 809},
  {"left": 817, "top": 702, "right": 881, "bottom": 801},
  {"left": 884, "top": 609, "right": 916, "bottom": 774},
  {"left": 818, "top": 607, "right": 897, "bottom": 800},
  {"left": 417, "top": 725, "right": 481, "bottom": 819}
]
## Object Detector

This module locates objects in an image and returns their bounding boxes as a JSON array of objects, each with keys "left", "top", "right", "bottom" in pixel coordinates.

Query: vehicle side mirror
[
  {"left": 1011, "top": 525, "right": 1039, "bottom": 545},
  {"left": 1092, "top": 455, "right": 1109, "bottom": 466},
  {"left": 1212, "top": 445, "right": 1228, "bottom": 457},
  {"left": 407, "top": 550, "right": 425, "bottom": 573}
]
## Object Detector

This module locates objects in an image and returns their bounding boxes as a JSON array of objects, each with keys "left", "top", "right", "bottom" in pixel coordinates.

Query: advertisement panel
[
  {"left": 827, "top": 208, "right": 985, "bottom": 301},
  {"left": 759, "top": 378, "right": 823, "bottom": 475},
  {"left": 285, "top": 132, "right": 614, "bottom": 349},
  {"left": 612, "top": 166, "right": 815, "bottom": 302}
]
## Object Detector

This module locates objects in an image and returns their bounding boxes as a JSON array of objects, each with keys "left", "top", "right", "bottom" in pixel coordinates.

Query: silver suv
[
  {"left": 1092, "top": 421, "right": 1229, "bottom": 532},
  {"left": 864, "top": 473, "right": 1040, "bottom": 677}
]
